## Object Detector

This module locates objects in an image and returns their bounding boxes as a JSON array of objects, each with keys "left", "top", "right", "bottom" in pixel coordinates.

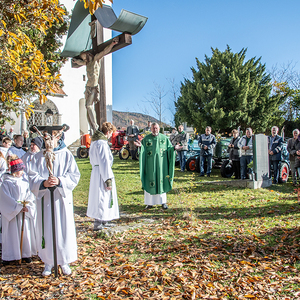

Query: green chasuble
[{"left": 139, "top": 133, "right": 176, "bottom": 195}]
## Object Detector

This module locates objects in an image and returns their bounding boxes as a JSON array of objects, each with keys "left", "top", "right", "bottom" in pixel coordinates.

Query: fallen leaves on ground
[{"left": 0, "top": 215, "right": 300, "bottom": 299}]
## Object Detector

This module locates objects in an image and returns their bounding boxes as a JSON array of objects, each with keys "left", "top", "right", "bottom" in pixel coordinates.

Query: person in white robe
[
  {"left": 7, "top": 135, "right": 26, "bottom": 158},
  {"left": 0, "top": 158, "right": 37, "bottom": 264},
  {"left": 0, "top": 149, "right": 9, "bottom": 243},
  {"left": 22, "top": 137, "right": 43, "bottom": 172},
  {"left": 28, "top": 130, "right": 80, "bottom": 276},
  {"left": 87, "top": 122, "right": 119, "bottom": 231},
  {"left": 0, "top": 151, "right": 7, "bottom": 177},
  {"left": 0, "top": 137, "right": 12, "bottom": 158}
]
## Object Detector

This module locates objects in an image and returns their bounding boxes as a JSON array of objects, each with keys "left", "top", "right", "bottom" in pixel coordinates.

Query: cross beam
[{"left": 71, "top": 32, "right": 132, "bottom": 69}]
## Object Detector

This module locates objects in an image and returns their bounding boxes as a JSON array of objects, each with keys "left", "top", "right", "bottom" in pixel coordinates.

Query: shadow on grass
[
  {"left": 136, "top": 224, "right": 300, "bottom": 270},
  {"left": 74, "top": 205, "right": 88, "bottom": 216},
  {"left": 195, "top": 201, "right": 300, "bottom": 220},
  {"left": 178, "top": 225, "right": 300, "bottom": 264},
  {"left": 118, "top": 205, "right": 198, "bottom": 221},
  {"left": 125, "top": 190, "right": 144, "bottom": 195},
  {"left": 118, "top": 199, "right": 300, "bottom": 222}
]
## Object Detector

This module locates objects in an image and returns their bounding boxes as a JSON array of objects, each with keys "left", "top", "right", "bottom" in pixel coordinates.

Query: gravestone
[{"left": 248, "top": 134, "right": 272, "bottom": 188}]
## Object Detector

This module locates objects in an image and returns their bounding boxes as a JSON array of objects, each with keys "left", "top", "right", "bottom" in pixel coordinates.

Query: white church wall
[
  {"left": 47, "top": 57, "right": 86, "bottom": 146},
  {"left": 6, "top": 112, "right": 21, "bottom": 134}
]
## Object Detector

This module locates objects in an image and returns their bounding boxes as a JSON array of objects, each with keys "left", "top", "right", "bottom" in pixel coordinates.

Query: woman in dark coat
[{"left": 293, "top": 135, "right": 300, "bottom": 179}]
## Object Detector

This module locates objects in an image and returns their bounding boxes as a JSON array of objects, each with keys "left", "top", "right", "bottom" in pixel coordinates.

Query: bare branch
[{"left": 143, "top": 82, "right": 168, "bottom": 126}]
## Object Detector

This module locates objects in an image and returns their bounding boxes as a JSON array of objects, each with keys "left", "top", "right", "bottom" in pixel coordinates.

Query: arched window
[{"left": 27, "top": 99, "right": 60, "bottom": 127}]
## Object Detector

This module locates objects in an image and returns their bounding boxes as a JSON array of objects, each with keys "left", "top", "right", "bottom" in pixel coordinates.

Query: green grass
[
  {"left": 71, "top": 156, "right": 300, "bottom": 299},
  {"left": 74, "top": 156, "right": 299, "bottom": 228}
]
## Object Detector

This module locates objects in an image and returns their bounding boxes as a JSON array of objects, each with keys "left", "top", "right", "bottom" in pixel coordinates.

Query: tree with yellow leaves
[
  {"left": 82, "top": 0, "right": 113, "bottom": 14},
  {"left": 0, "top": 0, "right": 111, "bottom": 125}
]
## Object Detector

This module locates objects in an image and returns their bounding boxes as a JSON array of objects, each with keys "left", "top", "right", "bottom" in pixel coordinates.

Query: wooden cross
[{"left": 71, "top": 15, "right": 132, "bottom": 127}]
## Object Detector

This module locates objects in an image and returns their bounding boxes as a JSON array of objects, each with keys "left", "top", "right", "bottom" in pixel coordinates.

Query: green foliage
[{"left": 175, "top": 46, "right": 287, "bottom": 133}]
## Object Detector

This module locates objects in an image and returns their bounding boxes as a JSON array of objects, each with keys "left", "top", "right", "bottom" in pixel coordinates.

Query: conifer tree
[{"left": 175, "top": 46, "right": 286, "bottom": 133}]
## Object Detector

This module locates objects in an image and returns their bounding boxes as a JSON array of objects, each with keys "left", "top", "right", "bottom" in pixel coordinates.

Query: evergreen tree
[{"left": 175, "top": 46, "right": 286, "bottom": 134}]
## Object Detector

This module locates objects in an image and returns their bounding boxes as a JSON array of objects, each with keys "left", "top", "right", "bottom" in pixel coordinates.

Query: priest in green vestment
[{"left": 135, "top": 123, "right": 180, "bottom": 209}]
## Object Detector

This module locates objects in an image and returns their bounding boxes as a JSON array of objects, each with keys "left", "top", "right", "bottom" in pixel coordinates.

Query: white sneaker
[
  {"left": 42, "top": 264, "right": 53, "bottom": 276},
  {"left": 61, "top": 264, "right": 72, "bottom": 275}
]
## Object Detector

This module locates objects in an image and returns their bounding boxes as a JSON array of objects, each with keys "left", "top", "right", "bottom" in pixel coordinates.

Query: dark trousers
[
  {"left": 200, "top": 155, "right": 212, "bottom": 175},
  {"left": 240, "top": 155, "right": 252, "bottom": 179},
  {"left": 270, "top": 160, "right": 280, "bottom": 184},
  {"left": 232, "top": 160, "right": 240, "bottom": 179},
  {"left": 178, "top": 151, "right": 187, "bottom": 171}
]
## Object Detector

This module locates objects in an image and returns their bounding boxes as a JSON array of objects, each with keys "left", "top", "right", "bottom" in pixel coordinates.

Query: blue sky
[
  {"left": 63, "top": 0, "right": 299, "bottom": 125},
  {"left": 109, "top": 0, "right": 300, "bottom": 124}
]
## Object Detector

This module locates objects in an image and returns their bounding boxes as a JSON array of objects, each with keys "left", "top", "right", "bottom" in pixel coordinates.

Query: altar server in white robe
[
  {"left": 28, "top": 130, "right": 80, "bottom": 276},
  {"left": 0, "top": 158, "right": 37, "bottom": 264},
  {"left": 0, "top": 137, "right": 12, "bottom": 158},
  {"left": 22, "top": 137, "right": 43, "bottom": 172},
  {"left": 87, "top": 122, "right": 119, "bottom": 231},
  {"left": 0, "top": 151, "right": 7, "bottom": 177},
  {"left": 7, "top": 135, "right": 26, "bottom": 158}
]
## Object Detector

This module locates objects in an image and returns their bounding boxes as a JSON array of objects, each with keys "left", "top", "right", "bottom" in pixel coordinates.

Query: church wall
[
  {"left": 5, "top": 112, "right": 21, "bottom": 134},
  {"left": 47, "top": 59, "right": 85, "bottom": 146},
  {"left": 79, "top": 98, "right": 88, "bottom": 135}
]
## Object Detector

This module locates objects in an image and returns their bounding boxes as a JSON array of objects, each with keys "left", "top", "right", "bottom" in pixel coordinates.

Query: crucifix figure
[
  {"left": 72, "top": 36, "right": 119, "bottom": 133},
  {"left": 33, "top": 125, "right": 66, "bottom": 177},
  {"left": 62, "top": 2, "right": 148, "bottom": 131}
]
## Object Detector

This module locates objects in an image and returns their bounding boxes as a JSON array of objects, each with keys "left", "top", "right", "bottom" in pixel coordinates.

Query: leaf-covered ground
[{"left": 0, "top": 157, "right": 300, "bottom": 299}]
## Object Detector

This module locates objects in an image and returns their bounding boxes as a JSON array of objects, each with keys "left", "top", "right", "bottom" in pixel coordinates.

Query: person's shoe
[
  {"left": 145, "top": 205, "right": 153, "bottom": 209},
  {"left": 2, "top": 260, "right": 10, "bottom": 266},
  {"left": 162, "top": 204, "right": 168, "bottom": 210},
  {"left": 42, "top": 264, "right": 53, "bottom": 276},
  {"left": 199, "top": 174, "right": 204, "bottom": 177},
  {"left": 93, "top": 224, "right": 104, "bottom": 231},
  {"left": 102, "top": 222, "right": 116, "bottom": 227},
  {"left": 22, "top": 257, "right": 32, "bottom": 263},
  {"left": 207, "top": 174, "right": 210, "bottom": 177},
  {"left": 61, "top": 264, "right": 72, "bottom": 275}
]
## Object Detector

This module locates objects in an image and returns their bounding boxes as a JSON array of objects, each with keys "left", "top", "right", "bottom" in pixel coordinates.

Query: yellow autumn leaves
[
  {"left": 0, "top": 0, "right": 67, "bottom": 119},
  {"left": 0, "top": 0, "right": 110, "bottom": 121},
  {"left": 81, "top": 0, "right": 113, "bottom": 14}
]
